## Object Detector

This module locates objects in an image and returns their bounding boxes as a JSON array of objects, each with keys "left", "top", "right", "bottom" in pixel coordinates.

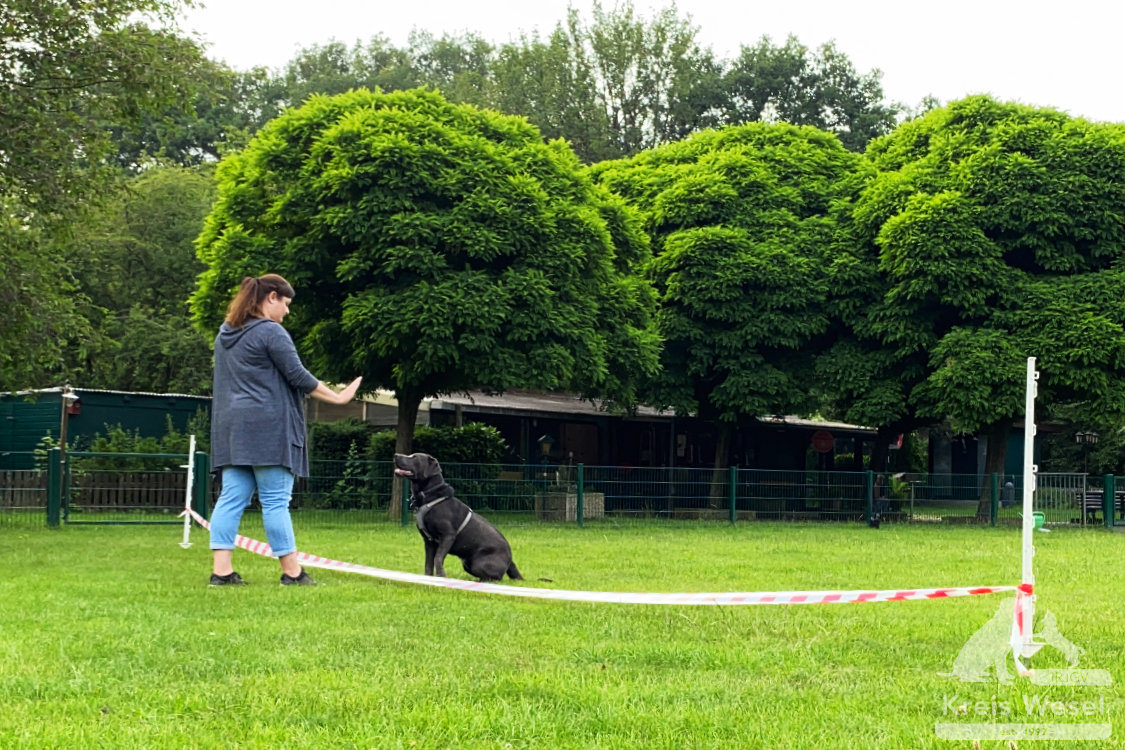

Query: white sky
[{"left": 181, "top": 0, "right": 1125, "bottom": 123}]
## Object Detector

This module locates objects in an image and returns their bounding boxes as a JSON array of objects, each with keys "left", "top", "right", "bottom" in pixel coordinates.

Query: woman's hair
[{"left": 224, "top": 274, "right": 296, "bottom": 328}]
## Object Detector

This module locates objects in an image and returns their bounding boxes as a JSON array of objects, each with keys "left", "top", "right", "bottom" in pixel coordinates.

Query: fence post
[
  {"left": 46, "top": 447, "right": 61, "bottom": 528},
  {"left": 989, "top": 472, "right": 999, "bottom": 527},
  {"left": 728, "top": 465, "right": 737, "bottom": 524},
  {"left": 193, "top": 452, "right": 211, "bottom": 519},
  {"left": 576, "top": 463, "right": 584, "bottom": 528},
  {"left": 865, "top": 470, "right": 873, "bottom": 525},
  {"left": 1104, "top": 474, "right": 1115, "bottom": 529},
  {"left": 62, "top": 453, "right": 71, "bottom": 523}
]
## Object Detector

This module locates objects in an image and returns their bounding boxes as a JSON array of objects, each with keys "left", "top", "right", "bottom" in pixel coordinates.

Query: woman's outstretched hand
[{"left": 311, "top": 376, "right": 363, "bottom": 405}]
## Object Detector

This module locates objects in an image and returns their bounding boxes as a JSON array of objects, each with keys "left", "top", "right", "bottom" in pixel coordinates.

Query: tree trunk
[
  {"left": 976, "top": 418, "right": 1012, "bottom": 520},
  {"left": 708, "top": 422, "right": 733, "bottom": 508},
  {"left": 870, "top": 426, "right": 895, "bottom": 476},
  {"left": 871, "top": 421, "right": 912, "bottom": 475},
  {"left": 388, "top": 388, "right": 422, "bottom": 521}
]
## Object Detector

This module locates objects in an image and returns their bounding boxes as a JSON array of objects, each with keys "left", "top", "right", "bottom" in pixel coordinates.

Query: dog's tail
[{"left": 507, "top": 561, "right": 524, "bottom": 580}]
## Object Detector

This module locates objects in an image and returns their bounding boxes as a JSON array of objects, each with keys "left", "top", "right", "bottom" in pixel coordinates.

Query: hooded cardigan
[{"left": 210, "top": 318, "right": 320, "bottom": 477}]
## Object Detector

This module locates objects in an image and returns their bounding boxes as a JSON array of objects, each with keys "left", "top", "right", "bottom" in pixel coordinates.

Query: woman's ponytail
[{"left": 224, "top": 274, "right": 295, "bottom": 328}]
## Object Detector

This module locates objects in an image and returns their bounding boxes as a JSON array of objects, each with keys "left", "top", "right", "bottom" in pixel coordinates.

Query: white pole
[
  {"left": 1014, "top": 357, "right": 1041, "bottom": 667},
  {"left": 179, "top": 434, "right": 196, "bottom": 549},
  {"left": 1021, "top": 358, "right": 1037, "bottom": 590}
]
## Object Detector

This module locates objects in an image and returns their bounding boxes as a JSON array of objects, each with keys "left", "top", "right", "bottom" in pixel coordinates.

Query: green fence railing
[{"left": 1, "top": 450, "right": 1119, "bottom": 529}]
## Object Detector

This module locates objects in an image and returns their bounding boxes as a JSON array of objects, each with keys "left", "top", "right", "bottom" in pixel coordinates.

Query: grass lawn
[{"left": 1, "top": 518, "right": 1122, "bottom": 749}]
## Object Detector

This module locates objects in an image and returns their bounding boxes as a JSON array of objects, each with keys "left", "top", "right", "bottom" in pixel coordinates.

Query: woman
[{"left": 208, "top": 274, "right": 361, "bottom": 586}]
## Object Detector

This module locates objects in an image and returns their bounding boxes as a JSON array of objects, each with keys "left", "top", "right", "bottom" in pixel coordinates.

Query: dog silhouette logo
[{"left": 939, "top": 597, "right": 1084, "bottom": 683}]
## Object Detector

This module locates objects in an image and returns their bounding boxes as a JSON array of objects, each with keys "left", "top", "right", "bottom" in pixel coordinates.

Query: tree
[
  {"left": 593, "top": 122, "right": 865, "bottom": 488},
  {"left": 0, "top": 0, "right": 208, "bottom": 389},
  {"left": 723, "top": 36, "right": 900, "bottom": 152},
  {"left": 63, "top": 167, "right": 216, "bottom": 393},
  {"left": 251, "top": 3, "right": 898, "bottom": 164},
  {"left": 1, "top": 0, "right": 205, "bottom": 211},
  {"left": 191, "top": 88, "right": 661, "bottom": 514},
  {"left": 407, "top": 30, "right": 496, "bottom": 108},
  {"left": 280, "top": 38, "right": 420, "bottom": 105},
  {"left": 582, "top": 1, "right": 723, "bottom": 159},
  {"left": 841, "top": 96, "right": 1125, "bottom": 515},
  {"left": 110, "top": 61, "right": 286, "bottom": 169},
  {"left": 0, "top": 211, "right": 96, "bottom": 391},
  {"left": 491, "top": 21, "right": 613, "bottom": 163}
]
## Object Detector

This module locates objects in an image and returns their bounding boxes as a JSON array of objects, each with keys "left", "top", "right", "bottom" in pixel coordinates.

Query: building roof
[
  {"left": 1, "top": 387, "right": 210, "bottom": 401},
  {"left": 362, "top": 388, "right": 875, "bottom": 433},
  {"left": 427, "top": 389, "right": 671, "bottom": 419}
]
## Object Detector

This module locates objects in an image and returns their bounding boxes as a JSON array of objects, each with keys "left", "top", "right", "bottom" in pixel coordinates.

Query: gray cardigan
[{"left": 210, "top": 318, "right": 320, "bottom": 477}]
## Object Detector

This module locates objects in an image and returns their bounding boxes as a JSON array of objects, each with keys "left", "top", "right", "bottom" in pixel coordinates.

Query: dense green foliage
[
  {"left": 59, "top": 167, "right": 217, "bottom": 393},
  {"left": 8, "top": 2, "right": 1125, "bottom": 479},
  {"left": 191, "top": 87, "right": 660, "bottom": 454},
  {"left": 2, "top": 0, "right": 897, "bottom": 398},
  {"left": 368, "top": 423, "right": 509, "bottom": 464},
  {"left": 593, "top": 122, "right": 865, "bottom": 467},
  {"left": 830, "top": 96, "right": 1125, "bottom": 488},
  {"left": 248, "top": 4, "right": 898, "bottom": 164},
  {"left": 0, "top": 0, "right": 209, "bottom": 391}
]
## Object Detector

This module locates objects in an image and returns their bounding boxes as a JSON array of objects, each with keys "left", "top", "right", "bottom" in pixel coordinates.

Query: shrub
[
  {"left": 369, "top": 423, "right": 508, "bottom": 465},
  {"left": 309, "top": 418, "right": 377, "bottom": 463}
]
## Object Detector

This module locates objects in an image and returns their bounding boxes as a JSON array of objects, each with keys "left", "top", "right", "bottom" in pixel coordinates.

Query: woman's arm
[{"left": 309, "top": 377, "right": 363, "bottom": 405}]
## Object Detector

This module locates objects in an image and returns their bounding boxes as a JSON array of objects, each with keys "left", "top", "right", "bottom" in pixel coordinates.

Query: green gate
[{"left": 46, "top": 448, "right": 210, "bottom": 526}]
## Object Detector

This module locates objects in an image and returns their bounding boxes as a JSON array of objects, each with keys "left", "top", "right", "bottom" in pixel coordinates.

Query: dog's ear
[{"left": 426, "top": 454, "right": 440, "bottom": 475}]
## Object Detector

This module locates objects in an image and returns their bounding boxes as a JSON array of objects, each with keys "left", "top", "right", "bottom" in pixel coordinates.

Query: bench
[{"left": 1079, "top": 489, "right": 1125, "bottom": 524}]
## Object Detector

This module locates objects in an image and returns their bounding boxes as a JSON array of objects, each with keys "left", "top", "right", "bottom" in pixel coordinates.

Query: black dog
[{"left": 393, "top": 452, "right": 523, "bottom": 582}]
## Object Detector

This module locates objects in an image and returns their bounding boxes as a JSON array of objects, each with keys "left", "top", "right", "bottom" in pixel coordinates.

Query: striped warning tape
[{"left": 186, "top": 509, "right": 1016, "bottom": 605}]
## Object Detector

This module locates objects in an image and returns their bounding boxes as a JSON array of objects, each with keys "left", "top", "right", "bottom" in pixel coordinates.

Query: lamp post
[
  {"left": 1075, "top": 430, "right": 1099, "bottom": 476},
  {"left": 57, "top": 383, "right": 79, "bottom": 517},
  {"left": 58, "top": 383, "right": 79, "bottom": 464},
  {"left": 537, "top": 434, "right": 556, "bottom": 486}
]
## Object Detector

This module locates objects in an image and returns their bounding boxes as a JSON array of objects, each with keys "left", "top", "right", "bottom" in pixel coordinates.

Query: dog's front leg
[
  {"left": 423, "top": 538, "right": 438, "bottom": 576},
  {"left": 433, "top": 535, "right": 456, "bottom": 577}
]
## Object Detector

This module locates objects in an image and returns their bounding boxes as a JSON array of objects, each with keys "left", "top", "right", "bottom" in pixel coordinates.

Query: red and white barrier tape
[{"left": 185, "top": 509, "right": 1016, "bottom": 605}]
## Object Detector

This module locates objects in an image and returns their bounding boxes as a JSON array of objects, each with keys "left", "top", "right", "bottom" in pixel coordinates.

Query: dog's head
[{"left": 393, "top": 452, "right": 442, "bottom": 484}]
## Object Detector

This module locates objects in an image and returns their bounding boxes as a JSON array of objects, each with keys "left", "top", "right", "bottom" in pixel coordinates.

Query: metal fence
[{"left": 1, "top": 450, "right": 1121, "bottom": 529}]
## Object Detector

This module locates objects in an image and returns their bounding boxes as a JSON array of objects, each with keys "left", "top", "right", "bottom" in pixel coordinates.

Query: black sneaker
[
  {"left": 280, "top": 568, "right": 317, "bottom": 586},
  {"left": 209, "top": 571, "right": 248, "bottom": 586}
]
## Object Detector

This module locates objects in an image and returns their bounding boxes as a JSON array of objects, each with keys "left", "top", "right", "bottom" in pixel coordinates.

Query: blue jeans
[{"left": 210, "top": 466, "right": 297, "bottom": 558}]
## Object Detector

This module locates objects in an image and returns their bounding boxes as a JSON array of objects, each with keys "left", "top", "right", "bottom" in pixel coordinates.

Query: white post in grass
[
  {"left": 179, "top": 434, "right": 196, "bottom": 549},
  {"left": 1013, "top": 357, "right": 1042, "bottom": 670}
]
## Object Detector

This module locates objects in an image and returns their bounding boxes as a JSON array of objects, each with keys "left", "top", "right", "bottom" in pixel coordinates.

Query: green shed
[{"left": 0, "top": 387, "right": 211, "bottom": 469}]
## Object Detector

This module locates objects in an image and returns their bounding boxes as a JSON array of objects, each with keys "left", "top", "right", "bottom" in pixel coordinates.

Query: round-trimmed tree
[
  {"left": 834, "top": 96, "right": 1125, "bottom": 511},
  {"left": 593, "top": 122, "right": 865, "bottom": 477},
  {"left": 192, "top": 88, "right": 659, "bottom": 488}
]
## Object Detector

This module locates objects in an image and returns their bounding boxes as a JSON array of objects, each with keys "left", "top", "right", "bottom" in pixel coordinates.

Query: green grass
[{"left": 2, "top": 519, "right": 1123, "bottom": 748}]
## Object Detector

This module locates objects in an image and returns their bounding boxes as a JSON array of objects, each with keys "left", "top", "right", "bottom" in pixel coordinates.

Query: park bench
[{"left": 1077, "top": 488, "right": 1125, "bottom": 524}]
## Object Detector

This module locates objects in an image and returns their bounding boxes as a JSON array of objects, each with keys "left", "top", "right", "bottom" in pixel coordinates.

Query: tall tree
[
  {"left": 724, "top": 36, "right": 900, "bottom": 152},
  {"left": 583, "top": 1, "right": 722, "bottom": 159},
  {"left": 0, "top": 0, "right": 208, "bottom": 389},
  {"left": 254, "top": 3, "right": 898, "bottom": 163},
  {"left": 110, "top": 62, "right": 286, "bottom": 169},
  {"left": 63, "top": 167, "right": 216, "bottom": 393},
  {"left": 840, "top": 96, "right": 1125, "bottom": 515},
  {"left": 491, "top": 21, "right": 612, "bottom": 163},
  {"left": 594, "top": 122, "right": 865, "bottom": 485},
  {"left": 191, "top": 88, "right": 661, "bottom": 515},
  {"left": 407, "top": 30, "right": 496, "bottom": 108},
  {"left": 281, "top": 38, "right": 420, "bottom": 105}
]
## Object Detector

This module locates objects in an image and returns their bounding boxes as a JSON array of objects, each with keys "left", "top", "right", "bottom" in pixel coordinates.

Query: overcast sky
[{"left": 181, "top": 0, "right": 1125, "bottom": 123}]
